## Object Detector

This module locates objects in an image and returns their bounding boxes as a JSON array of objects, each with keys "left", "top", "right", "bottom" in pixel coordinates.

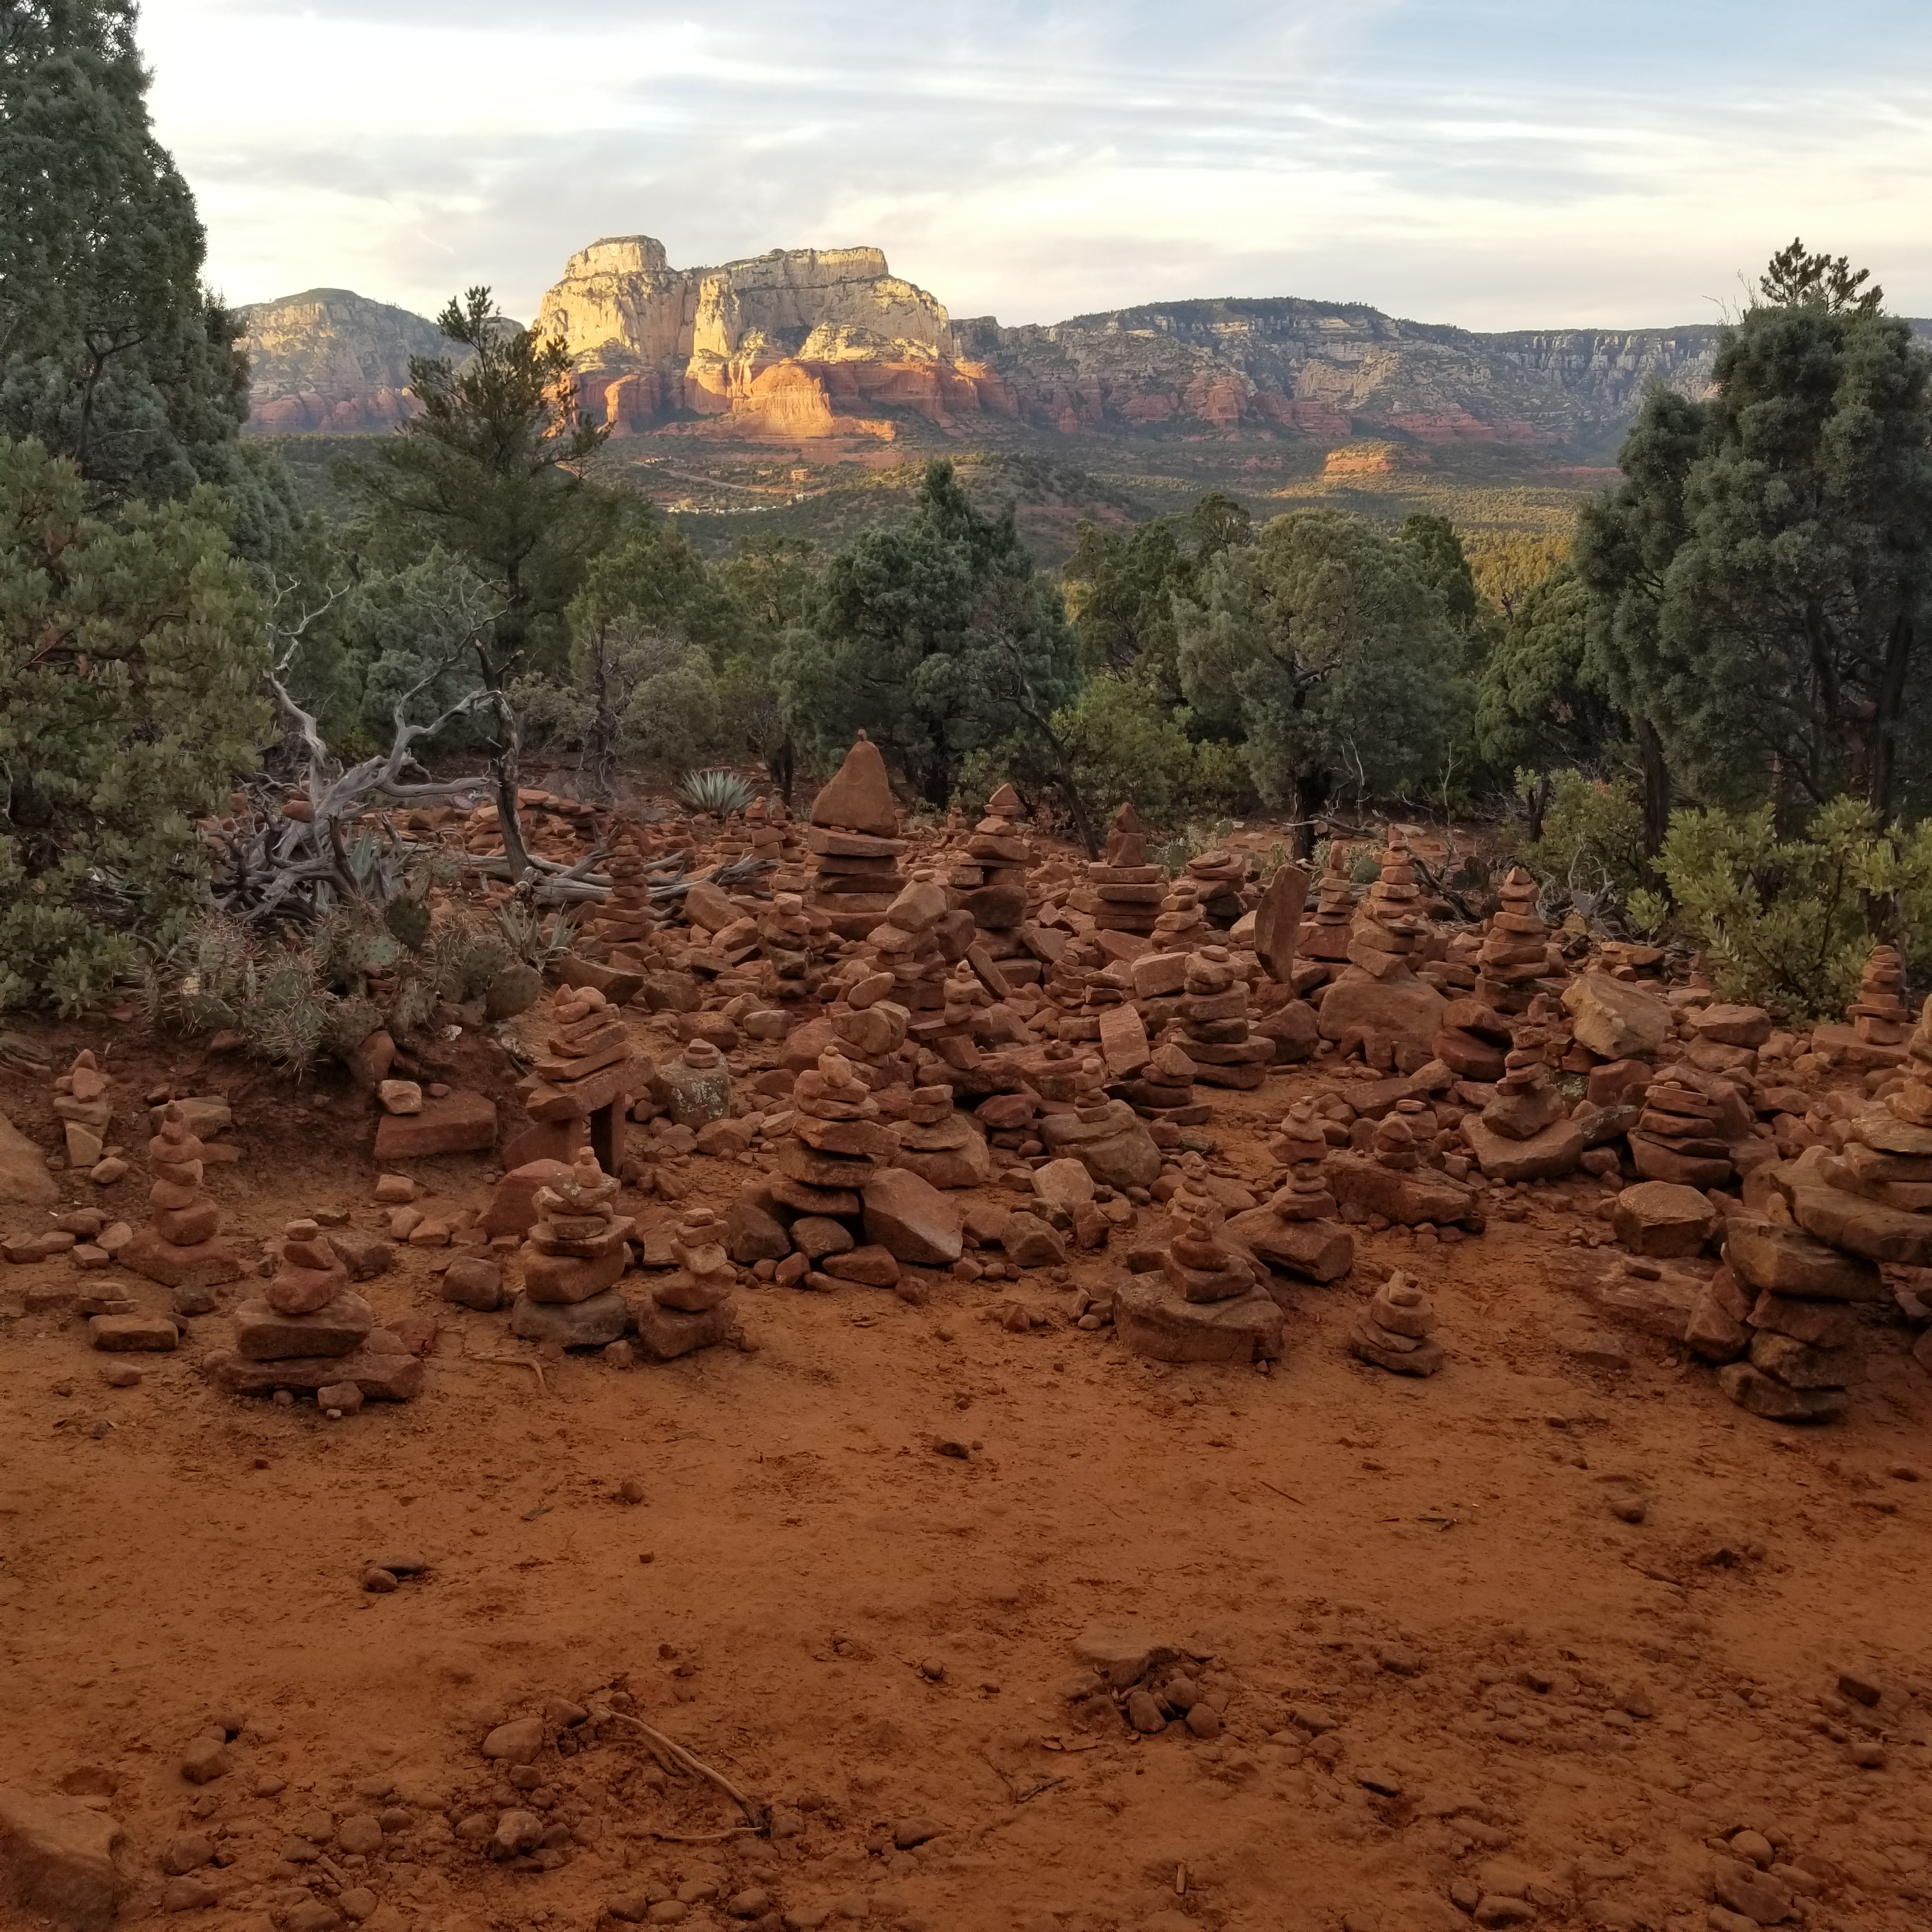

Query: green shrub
[
  {"left": 1048, "top": 673, "right": 1250, "bottom": 829},
  {"left": 1653, "top": 796, "right": 1932, "bottom": 1018},
  {"left": 1516, "top": 771, "right": 1649, "bottom": 899}
]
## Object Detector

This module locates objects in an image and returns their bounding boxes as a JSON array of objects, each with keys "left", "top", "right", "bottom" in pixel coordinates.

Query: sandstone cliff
[{"left": 236, "top": 288, "right": 452, "bottom": 433}]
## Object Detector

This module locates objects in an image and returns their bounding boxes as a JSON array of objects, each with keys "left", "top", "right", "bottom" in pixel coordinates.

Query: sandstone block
[
  {"left": 1563, "top": 974, "right": 1671, "bottom": 1059},
  {"left": 1726, "top": 1213, "right": 1884, "bottom": 1300},
  {"left": 1748, "top": 1328, "right": 1857, "bottom": 1389},
  {"left": 89, "top": 1314, "right": 178, "bottom": 1353},
  {"left": 119, "top": 1231, "right": 241, "bottom": 1291},
  {"left": 862, "top": 1168, "right": 963, "bottom": 1265},
  {"left": 372, "top": 1089, "right": 496, "bottom": 1160},
  {"left": 206, "top": 1337, "right": 422, "bottom": 1400},
  {"left": 234, "top": 1294, "right": 374, "bottom": 1361},
  {"left": 509, "top": 1289, "right": 632, "bottom": 1348},
  {"left": 1461, "top": 1115, "right": 1584, "bottom": 1183},
  {"left": 1223, "top": 1208, "right": 1355, "bottom": 1284},
  {"left": 1113, "top": 1276, "right": 1284, "bottom": 1364},
  {"left": 1717, "top": 1361, "right": 1848, "bottom": 1422},
  {"left": 0, "top": 1784, "right": 126, "bottom": 1932},
  {"left": 1611, "top": 1181, "right": 1719, "bottom": 1257},
  {"left": 630, "top": 1295, "right": 735, "bottom": 1361}
]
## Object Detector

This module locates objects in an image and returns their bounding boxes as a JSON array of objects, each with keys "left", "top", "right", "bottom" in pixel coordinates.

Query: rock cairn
[
  {"left": 1476, "top": 867, "right": 1549, "bottom": 1015},
  {"left": 804, "top": 735, "right": 905, "bottom": 939},
  {"left": 756, "top": 890, "right": 824, "bottom": 1004},
  {"left": 583, "top": 830, "right": 659, "bottom": 962},
  {"left": 52, "top": 1049, "right": 117, "bottom": 1180},
  {"left": 894, "top": 1077, "right": 990, "bottom": 1189},
  {"left": 654, "top": 1038, "right": 734, "bottom": 1129},
  {"left": 512, "top": 985, "right": 638, "bottom": 1170},
  {"left": 1299, "top": 845, "right": 1359, "bottom": 967},
  {"left": 211, "top": 1215, "right": 418, "bottom": 1405},
  {"left": 1077, "top": 806, "right": 1165, "bottom": 937},
  {"left": 1183, "top": 848, "right": 1248, "bottom": 928},
  {"left": 772, "top": 1048, "right": 893, "bottom": 1216},
  {"left": 1225, "top": 1126, "right": 1355, "bottom": 1285},
  {"left": 1347, "top": 834, "right": 1429, "bottom": 981},
  {"left": 958, "top": 783, "right": 1032, "bottom": 933},
  {"left": 1460, "top": 1047, "right": 1586, "bottom": 1183},
  {"left": 1348, "top": 1269, "right": 1443, "bottom": 1376},
  {"left": 1119, "top": 1039, "right": 1200, "bottom": 1124},
  {"left": 1432, "top": 995, "right": 1513, "bottom": 1083},
  {"left": 123, "top": 1104, "right": 241, "bottom": 1294},
  {"left": 1113, "top": 1160, "right": 1284, "bottom": 1363},
  {"left": 1177, "top": 947, "right": 1271, "bottom": 1091},
  {"left": 510, "top": 1147, "right": 636, "bottom": 1348},
  {"left": 631, "top": 1204, "right": 739, "bottom": 1360},
  {"left": 1149, "top": 879, "right": 1209, "bottom": 953},
  {"left": 1847, "top": 945, "right": 1910, "bottom": 1046},
  {"left": 1629, "top": 1073, "right": 1734, "bottom": 1190}
]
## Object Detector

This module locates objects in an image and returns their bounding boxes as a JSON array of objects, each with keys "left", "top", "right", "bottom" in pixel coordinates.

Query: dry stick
[
  {"left": 604, "top": 1712, "right": 762, "bottom": 1825},
  {"left": 1259, "top": 1481, "right": 1303, "bottom": 1505},
  {"left": 475, "top": 1353, "right": 549, "bottom": 1395}
]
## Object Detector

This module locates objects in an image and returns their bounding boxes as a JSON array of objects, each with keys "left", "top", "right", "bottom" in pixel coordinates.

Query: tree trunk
[
  {"left": 1637, "top": 716, "right": 1671, "bottom": 877},
  {"left": 1867, "top": 609, "right": 1915, "bottom": 822},
  {"left": 1291, "top": 770, "right": 1328, "bottom": 861},
  {"left": 1525, "top": 771, "right": 1552, "bottom": 843}
]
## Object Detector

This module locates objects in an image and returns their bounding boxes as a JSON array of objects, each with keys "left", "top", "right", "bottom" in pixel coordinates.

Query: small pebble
[
  {"left": 361, "top": 1567, "right": 399, "bottom": 1594},
  {"left": 618, "top": 1477, "right": 647, "bottom": 1505},
  {"left": 102, "top": 1365, "right": 142, "bottom": 1388}
]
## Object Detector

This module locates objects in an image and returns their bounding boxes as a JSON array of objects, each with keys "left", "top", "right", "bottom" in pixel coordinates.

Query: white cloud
[{"left": 140, "top": 0, "right": 1932, "bottom": 329}]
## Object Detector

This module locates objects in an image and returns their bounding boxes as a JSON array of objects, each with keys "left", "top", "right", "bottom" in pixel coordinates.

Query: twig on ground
[
  {"left": 476, "top": 1353, "right": 549, "bottom": 1395},
  {"left": 603, "top": 1712, "right": 763, "bottom": 1825}
]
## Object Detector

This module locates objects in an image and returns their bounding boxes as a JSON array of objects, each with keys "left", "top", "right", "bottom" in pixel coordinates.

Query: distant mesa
[
  {"left": 1321, "top": 440, "right": 1434, "bottom": 478},
  {"left": 237, "top": 238, "right": 1751, "bottom": 449}
]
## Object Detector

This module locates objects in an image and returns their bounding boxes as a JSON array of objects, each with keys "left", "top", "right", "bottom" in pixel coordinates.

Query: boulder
[
  {"left": 1223, "top": 1208, "right": 1355, "bottom": 1285},
  {"left": 0, "top": 1784, "right": 126, "bottom": 1932},
  {"left": 1726, "top": 1213, "right": 1885, "bottom": 1300},
  {"left": 478, "top": 1160, "right": 572, "bottom": 1238},
  {"left": 861, "top": 1167, "right": 963, "bottom": 1266},
  {"left": 1254, "top": 1000, "right": 1320, "bottom": 1064},
  {"left": 1579, "top": 1259, "right": 1701, "bottom": 1340},
  {"left": 1563, "top": 974, "right": 1671, "bottom": 1060},
  {"left": 1316, "top": 968, "right": 1447, "bottom": 1055},
  {"left": 725, "top": 1193, "right": 792, "bottom": 1264},
  {"left": 630, "top": 1296, "right": 735, "bottom": 1361},
  {"left": 1684, "top": 1263, "right": 1752, "bottom": 1362},
  {"left": 1253, "top": 862, "right": 1310, "bottom": 982},
  {"left": 1717, "top": 1361, "right": 1848, "bottom": 1422},
  {"left": 1324, "top": 1154, "right": 1478, "bottom": 1227},
  {"left": 1032, "top": 1158, "right": 1096, "bottom": 1216},
  {"left": 1000, "top": 1211, "right": 1067, "bottom": 1268},
  {"left": 1611, "top": 1181, "right": 1718, "bottom": 1258},
  {"left": 808, "top": 735, "right": 898, "bottom": 836},
  {"left": 1748, "top": 1328, "right": 1858, "bottom": 1388},
  {"left": 1688, "top": 1003, "right": 1773, "bottom": 1048},
  {"left": 1785, "top": 1183, "right": 1932, "bottom": 1268}
]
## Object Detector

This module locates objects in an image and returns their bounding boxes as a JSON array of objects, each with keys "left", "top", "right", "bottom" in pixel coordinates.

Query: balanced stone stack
[
  {"left": 756, "top": 890, "right": 824, "bottom": 1004},
  {"left": 1692, "top": 1214, "right": 1883, "bottom": 1421},
  {"left": 52, "top": 1050, "right": 116, "bottom": 1179},
  {"left": 1114, "top": 1162, "right": 1284, "bottom": 1363},
  {"left": 1149, "top": 880, "right": 1209, "bottom": 954},
  {"left": 1299, "top": 846, "right": 1359, "bottom": 967},
  {"left": 210, "top": 1216, "right": 418, "bottom": 1403},
  {"left": 1348, "top": 1270, "right": 1443, "bottom": 1376},
  {"left": 1183, "top": 848, "right": 1248, "bottom": 928},
  {"left": 1225, "top": 1137, "right": 1355, "bottom": 1285},
  {"left": 1431, "top": 996, "right": 1514, "bottom": 1082},
  {"left": 1476, "top": 868, "right": 1551, "bottom": 1015},
  {"left": 957, "top": 784, "right": 1032, "bottom": 933},
  {"left": 510, "top": 985, "right": 640, "bottom": 1171},
  {"left": 1460, "top": 1047, "right": 1584, "bottom": 1182},
  {"left": 653, "top": 1038, "right": 734, "bottom": 1129},
  {"left": 510, "top": 1148, "right": 636, "bottom": 1348},
  {"left": 772, "top": 1050, "right": 893, "bottom": 1216},
  {"left": 805, "top": 735, "right": 906, "bottom": 940},
  {"left": 1314, "top": 841, "right": 1448, "bottom": 1068},
  {"left": 1347, "top": 835, "right": 1429, "bottom": 979},
  {"left": 1117, "top": 1039, "right": 1202, "bottom": 1125},
  {"left": 1848, "top": 945, "right": 1911, "bottom": 1046},
  {"left": 1177, "top": 947, "right": 1272, "bottom": 1091},
  {"left": 123, "top": 1104, "right": 242, "bottom": 1294},
  {"left": 631, "top": 1204, "right": 739, "bottom": 1360},
  {"left": 854, "top": 873, "right": 953, "bottom": 1035},
  {"left": 1629, "top": 1073, "right": 1734, "bottom": 1189},
  {"left": 582, "top": 830, "right": 660, "bottom": 963},
  {"left": 1074, "top": 806, "right": 1165, "bottom": 937}
]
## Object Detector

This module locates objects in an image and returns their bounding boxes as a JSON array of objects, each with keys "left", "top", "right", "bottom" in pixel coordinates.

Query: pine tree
[{"left": 0, "top": 1, "right": 259, "bottom": 514}]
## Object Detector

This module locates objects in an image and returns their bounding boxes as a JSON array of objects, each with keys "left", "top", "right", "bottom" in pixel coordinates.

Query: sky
[{"left": 141, "top": 0, "right": 1932, "bottom": 332}]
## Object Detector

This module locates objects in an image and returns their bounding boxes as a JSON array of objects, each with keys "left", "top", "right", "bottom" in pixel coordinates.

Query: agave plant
[{"left": 675, "top": 768, "right": 757, "bottom": 818}]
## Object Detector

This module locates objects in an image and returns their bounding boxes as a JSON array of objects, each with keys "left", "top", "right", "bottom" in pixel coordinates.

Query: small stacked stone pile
[
  {"left": 1075, "top": 806, "right": 1165, "bottom": 937},
  {"left": 744, "top": 796, "right": 808, "bottom": 894},
  {"left": 893, "top": 1076, "right": 991, "bottom": 1188},
  {"left": 509, "top": 1147, "right": 636, "bottom": 1348},
  {"left": 1629, "top": 1073, "right": 1733, "bottom": 1189},
  {"left": 52, "top": 1050, "right": 117, "bottom": 1179},
  {"left": 652, "top": 1038, "right": 734, "bottom": 1129},
  {"left": 772, "top": 1049, "right": 893, "bottom": 1216},
  {"left": 1476, "top": 868, "right": 1550, "bottom": 1015},
  {"left": 512, "top": 984, "right": 638, "bottom": 1170},
  {"left": 1347, "top": 834, "right": 1429, "bottom": 981},
  {"left": 582, "top": 829, "right": 659, "bottom": 962},
  {"left": 1177, "top": 947, "right": 1270, "bottom": 1091},
  {"left": 957, "top": 783, "right": 1032, "bottom": 935},
  {"left": 1848, "top": 945, "right": 1911, "bottom": 1046},
  {"left": 631, "top": 1204, "right": 740, "bottom": 1360},
  {"left": 804, "top": 735, "right": 906, "bottom": 940},
  {"left": 1113, "top": 1160, "right": 1284, "bottom": 1363},
  {"left": 1298, "top": 846, "right": 1360, "bottom": 966},
  {"left": 1431, "top": 996, "right": 1514, "bottom": 1082},
  {"left": 123, "top": 1103, "right": 241, "bottom": 1294},
  {"left": 855, "top": 873, "right": 953, "bottom": 1032},
  {"left": 1326, "top": 1106, "right": 1481, "bottom": 1229},
  {"left": 1183, "top": 848, "right": 1248, "bottom": 928},
  {"left": 756, "top": 890, "right": 822, "bottom": 1004},
  {"left": 211, "top": 1215, "right": 418, "bottom": 1406},
  {"left": 1117, "top": 1039, "right": 1201, "bottom": 1124},
  {"left": 1461, "top": 1047, "right": 1585, "bottom": 1182},
  {"left": 1347, "top": 1270, "right": 1443, "bottom": 1376},
  {"left": 1149, "top": 879, "right": 1209, "bottom": 953},
  {"left": 1226, "top": 1117, "right": 1355, "bottom": 1284}
]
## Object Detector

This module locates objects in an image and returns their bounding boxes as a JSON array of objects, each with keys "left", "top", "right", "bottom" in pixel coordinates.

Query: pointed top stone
[
  {"left": 986, "top": 783, "right": 1022, "bottom": 815},
  {"left": 808, "top": 736, "right": 899, "bottom": 836}
]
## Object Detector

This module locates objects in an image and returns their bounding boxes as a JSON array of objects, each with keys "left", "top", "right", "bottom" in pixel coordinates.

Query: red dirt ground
[{"left": 3, "top": 1012, "right": 1931, "bottom": 1932}]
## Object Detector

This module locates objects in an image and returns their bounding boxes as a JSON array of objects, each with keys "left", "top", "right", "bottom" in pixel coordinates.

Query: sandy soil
[{"left": 3, "top": 1015, "right": 1931, "bottom": 1932}]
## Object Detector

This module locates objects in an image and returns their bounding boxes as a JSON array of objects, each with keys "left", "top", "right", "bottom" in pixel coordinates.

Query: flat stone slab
[
  {"left": 89, "top": 1314, "right": 179, "bottom": 1352},
  {"left": 233, "top": 1293, "right": 374, "bottom": 1361},
  {"left": 206, "top": 1335, "right": 422, "bottom": 1400},
  {"left": 373, "top": 1089, "right": 498, "bottom": 1160},
  {"left": 509, "top": 1288, "right": 631, "bottom": 1348}
]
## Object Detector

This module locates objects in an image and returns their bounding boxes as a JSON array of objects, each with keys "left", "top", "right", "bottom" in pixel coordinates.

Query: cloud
[{"left": 141, "top": 0, "right": 1932, "bottom": 330}]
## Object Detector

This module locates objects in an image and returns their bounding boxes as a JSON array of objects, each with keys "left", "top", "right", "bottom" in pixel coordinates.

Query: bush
[
  {"left": 1048, "top": 673, "right": 1250, "bottom": 829},
  {"left": 1516, "top": 771, "right": 1649, "bottom": 901},
  {"left": 1652, "top": 796, "right": 1932, "bottom": 1017}
]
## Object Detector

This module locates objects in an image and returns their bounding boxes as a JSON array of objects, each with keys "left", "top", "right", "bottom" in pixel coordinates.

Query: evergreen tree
[
  {"left": 0, "top": 437, "right": 268, "bottom": 1011},
  {"left": 0, "top": 1, "right": 264, "bottom": 519},
  {"left": 781, "top": 460, "right": 1082, "bottom": 809},
  {"left": 1577, "top": 242, "right": 1932, "bottom": 845},
  {"left": 1174, "top": 509, "right": 1463, "bottom": 854},
  {"left": 343, "top": 288, "right": 627, "bottom": 873}
]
